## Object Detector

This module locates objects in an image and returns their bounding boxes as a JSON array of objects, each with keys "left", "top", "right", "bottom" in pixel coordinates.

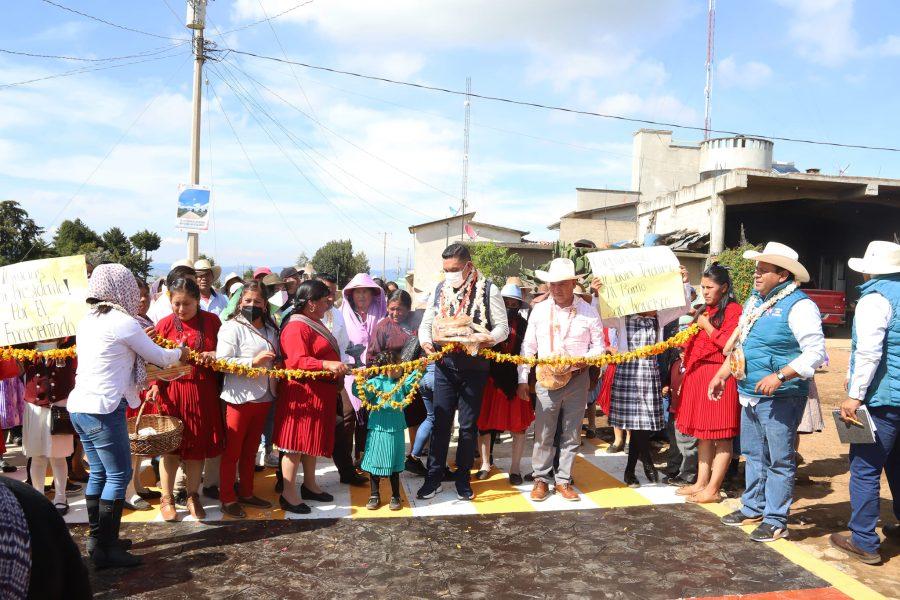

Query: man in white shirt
[
  {"left": 194, "top": 259, "right": 227, "bottom": 316},
  {"left": 710, "top": 242, "right": 826, "bottom": 543},
  {"left": 517, "top": 258, "right": 605, "bottom": 502},
  {"left": 829, "top": 241, "right": 900, "bottom": 565}
]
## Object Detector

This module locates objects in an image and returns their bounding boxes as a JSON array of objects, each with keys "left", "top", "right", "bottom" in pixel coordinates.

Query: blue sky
[{"left": 2, "top": 0, "right": 899, "bottom": 274}]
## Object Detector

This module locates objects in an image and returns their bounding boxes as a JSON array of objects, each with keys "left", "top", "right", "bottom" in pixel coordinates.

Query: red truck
[{"left": 805, "top": 288, "right": 847, "bottom": 327}]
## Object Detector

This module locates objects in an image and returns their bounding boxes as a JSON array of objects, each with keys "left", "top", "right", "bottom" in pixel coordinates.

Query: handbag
[
  {"left": 49, "top": 405, "right": 75, "bottom": 436},
  {"left": 399, "top": 335, "right": 422, "bottom": 363}
]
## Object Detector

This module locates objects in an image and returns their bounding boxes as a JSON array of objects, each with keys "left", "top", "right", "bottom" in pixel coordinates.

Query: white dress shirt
[
  {"left": 418, "top": 281, "right": 510, "bottom": 347},
  {"left": 147, "top": 293, "right": 172, "bottom": 324},
  {"left": 738, "top": 296, "right": 827, "bottom": 407},
  {"left": 67, "top": 311, "right": 183, "bottom": 413},
  {"left": 518, "top": 296, "right": 605, "bottom": 383},
  {"left": 216, "top": 316, "right": 279, "bottom": 404},
  {"left": 201, "top": 291, "right": 228, "bottom": 316},
  {"left": 324, "top": 306, "right": 350, "bottom": 362},
  {"left": 848, "top": 293, "right": 892, "bottom": 401}
]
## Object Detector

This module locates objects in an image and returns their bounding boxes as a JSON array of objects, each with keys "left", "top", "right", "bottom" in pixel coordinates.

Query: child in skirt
[{"left": 354, "top": 351, "right": 419, "bottom": 511}]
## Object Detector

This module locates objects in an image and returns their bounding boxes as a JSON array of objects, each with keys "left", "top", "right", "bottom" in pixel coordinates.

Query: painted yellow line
[
  {"left": 349, "top": 474, "right": 413, "bottom": 519},
  {"left": 696, "top": 502, "right": 886, "bottom": 599},
  {"left": 572, "top": 455, "right": 650, "bottom": 508},
  {"left": 469, "top": 469, "right": 535, "bottom": 515}
]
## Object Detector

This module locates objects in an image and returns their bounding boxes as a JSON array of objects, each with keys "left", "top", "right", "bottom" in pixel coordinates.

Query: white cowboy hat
[
  {"left": 535, "top": 258, "right": 579, "bottom": 283},
  {"left": 193, "top": 259, "right": 222, "bottom": 281},
  {"left": 848, "top": 241, "right": 900, "bottom": 275},
  {"left": 743, "top": 242, "right": 810, "bottom": 283},
  {"left": 170, "top": 259, "right": 193, "bottom": 271}
]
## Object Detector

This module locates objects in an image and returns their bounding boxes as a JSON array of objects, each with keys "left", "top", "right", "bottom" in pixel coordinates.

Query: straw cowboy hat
[
  {"left": 535, "top": 258, "right": 579, "bottom": 283},
  {"left": 193, "top": 259, "right": 222, "bottom": 281},
  {"left": 743, "top": 242, "right": 810, "bottom": 283},
  {"left": 848, "top": 241, "right": 900, "bottom": 275}
]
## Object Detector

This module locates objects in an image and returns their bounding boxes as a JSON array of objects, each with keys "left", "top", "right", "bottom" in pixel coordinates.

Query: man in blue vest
[
  {"left": 709, "top": 242, "right": 826, "bottom": 542},
  {"left": 417, "top": 243, "right": 509, "bottom": 501},
  {"left": 829, "top": 241, "right": 900, "bottom": 564}
]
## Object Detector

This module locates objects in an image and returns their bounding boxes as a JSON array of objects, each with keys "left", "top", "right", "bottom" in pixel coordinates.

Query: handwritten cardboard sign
[
  {"left": 586, "top": 247, "right": 684, "bottom": 318},
  {"left": 0, "top": 255, "right": 89, "bottom": 346}
]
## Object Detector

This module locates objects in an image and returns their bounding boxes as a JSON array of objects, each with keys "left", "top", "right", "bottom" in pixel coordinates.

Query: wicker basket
[{"left": 127, "top": 401, "right": 184, "bottom": 456}]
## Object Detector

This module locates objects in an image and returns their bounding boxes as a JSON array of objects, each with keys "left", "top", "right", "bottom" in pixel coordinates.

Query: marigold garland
[{"left": 0, "top": 325, "right": 699, "bottom": 409}]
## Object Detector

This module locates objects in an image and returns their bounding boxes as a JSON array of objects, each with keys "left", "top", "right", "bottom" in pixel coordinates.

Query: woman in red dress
[
  {"left": 475, "top": 286, "right": 534, "bottom": 485},
  {"left": 275, "top": 280, "right": 349, "bottom": 514},
  {"left": 675, "top": 264, "right": 742, "bottom": 503},
  {"left": 148, "top": 278, "right": 223, "bottom": 521}
]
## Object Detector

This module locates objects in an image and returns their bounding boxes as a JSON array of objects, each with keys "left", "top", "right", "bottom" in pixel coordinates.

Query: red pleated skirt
[
  {"left": 675, "top": 361, "right": 740, "bottom": 440},
  {"left": 596, "top": 364, "right": 616, "bottom": 416},
  {"left": 477, "top": 377, "right": 535, "bottom": 433},
  {"left": 157, "top": 378, "right": 224, "bottom": 460},
  {"left": 273, "top": 381, "right": 337, "bottom": 457}
]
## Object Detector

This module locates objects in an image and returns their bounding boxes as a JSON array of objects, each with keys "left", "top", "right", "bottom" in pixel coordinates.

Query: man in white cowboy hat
[
  {"left": 829, "top": 241, "right": 900, "bottom": 565},
  {"left": 710, "top": 242, "right": 827, "bottom": 542},
  {"left": 194, "top": 258, "right": 227, "bottom": 316},
  {"left": 517, "top": 258, "right": 605, "bottom": 502}
]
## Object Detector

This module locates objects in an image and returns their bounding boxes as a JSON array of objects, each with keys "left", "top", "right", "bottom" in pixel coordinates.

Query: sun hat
[
  {"left": 193, "top": 258, "right": 221, "bottom": 281},
  {"left": 169, "top": 259, "right": 193, "bottom": 272},
  {"left": 500, "top": 283, "right": 523, "bottom": 302},
  {"left": 742, "top": 242, "right": 810, "bottom": 283},
  {"left": 535, "top": 258, "right": 579, "bottom": 283},
  {"left": 262, "top": 273, "right": 285, "bottom": 288},
  {"left": 848, "top": 241, "right": 900, "bottom": 275},
  {"left": 280, "top": 266, "right": 301, "bottom": 280}
]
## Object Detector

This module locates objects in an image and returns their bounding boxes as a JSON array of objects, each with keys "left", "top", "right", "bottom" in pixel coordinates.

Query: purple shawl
[{"left": 340, "top": 273, "right": 387, "bottom": 364}]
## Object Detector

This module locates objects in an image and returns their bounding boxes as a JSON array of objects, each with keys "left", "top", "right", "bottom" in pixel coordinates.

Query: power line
[
  {"left": 216, "top": 0, "right": 316, "bottom": 35},
  {"left": 0, "top": 50, "right": 189, "bottom": 89},
  {"left": 40, "top": 0, "right": 190, "bottom": 42},
  {"left": 0, "top": 42, "right": 188, "bottom": 62},
  {"left": 220, "top": 56, "right": 442, "bottom": 222},
  {"left": 18, "top": 54, "right": 193, "bottom": 261},
  {"left": 225, "top": 48, "right": 900, "bottom": 153}
]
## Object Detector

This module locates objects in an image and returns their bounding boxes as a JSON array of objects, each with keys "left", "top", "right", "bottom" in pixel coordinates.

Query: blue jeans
[
  {"left": 426, "top": 356, "right": 489, "bottom": 493},
  {"left": 849, "top": 405, "right": 900, "bottom": 553},
  {"left": 411, "top": 363, "right": 435, "bottom": 457},
  {"left": 739, "top": 396, "right": 805, "bottom": 528},
  {"left": 70, "top": 400, "right": 133, "bottom": 501}
]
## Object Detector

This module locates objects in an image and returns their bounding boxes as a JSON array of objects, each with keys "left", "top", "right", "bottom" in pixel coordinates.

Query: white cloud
[
  {"left": 594, "top": 93, "right": 700, "bottom": 126},
  {"left": 717, "top": 56, "right": 773, "bottom": 89},
  {"left": 336, "top": 52, "right": 426, "bottom": 81}
]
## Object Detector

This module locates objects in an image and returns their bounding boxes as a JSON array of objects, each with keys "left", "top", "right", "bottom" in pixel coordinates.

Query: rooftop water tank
[{"left": 699, "top": 136, "right": 773, "bottom": 180}]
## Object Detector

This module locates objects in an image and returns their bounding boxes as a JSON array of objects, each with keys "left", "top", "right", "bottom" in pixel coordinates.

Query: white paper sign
[{"left": 586, "top": 247, "right": 684, "bottom": 318}]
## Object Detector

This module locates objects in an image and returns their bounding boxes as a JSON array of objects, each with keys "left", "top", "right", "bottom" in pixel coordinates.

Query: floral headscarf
[{"left": 87, "top": 263, "right": 148, "bottom": 389}]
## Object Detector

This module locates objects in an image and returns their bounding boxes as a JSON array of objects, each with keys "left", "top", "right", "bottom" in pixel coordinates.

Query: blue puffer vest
[
  {"left": 738, "top": 281, "right": 811, "bottom": 399},
  {"left": 849, "top": 274, "right": 900, "bottom": 408}
]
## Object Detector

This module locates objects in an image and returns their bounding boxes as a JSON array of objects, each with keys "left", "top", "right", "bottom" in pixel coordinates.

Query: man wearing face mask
[{"left": 417, "top": 243, "right": 509, "bottom": 501}]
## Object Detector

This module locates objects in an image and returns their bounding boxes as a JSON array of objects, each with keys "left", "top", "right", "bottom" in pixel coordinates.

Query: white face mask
[
  {"left": 444, "top": 270, "right": 465, "bottom": 288},
  {"left": 269, "top": 290, "right": 289, "bottom": 306}
]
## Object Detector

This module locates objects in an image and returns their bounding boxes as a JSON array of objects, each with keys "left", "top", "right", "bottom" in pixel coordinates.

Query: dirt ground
[{"left": 736, "top": 338, "right": 897, "bottom": 597}]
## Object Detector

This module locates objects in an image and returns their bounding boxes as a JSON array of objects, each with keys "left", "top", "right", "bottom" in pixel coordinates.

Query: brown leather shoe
[
  {"left": 160, "top": 494, "right": 178, "bottom": 522},
  {"left": 187, "top": 493, "right": 207, "bottom": 520},
  {"left": 530, "top": 480, "right": 550, "bottom": 502},
  {"left": 238, "top": 495, "right": 273, "bottom": 509},
  {"left": 221, "top": 502, "right": 246, "bottom": 519},
  {"left": 829, "top": 533, "right": 880, "bottom": 565},
  {"left": 555, "top": 483, "right": 580, "bottom": 502}
]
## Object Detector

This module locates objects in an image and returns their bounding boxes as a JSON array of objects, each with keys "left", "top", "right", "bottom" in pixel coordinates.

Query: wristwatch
[{"left": 776, "top": 370, "right": 786, "bottom": 382}]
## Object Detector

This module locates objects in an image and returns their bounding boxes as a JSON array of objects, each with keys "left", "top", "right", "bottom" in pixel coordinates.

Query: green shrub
[{"left": 715, "top": 243, "right": 760, "bottom": 304}]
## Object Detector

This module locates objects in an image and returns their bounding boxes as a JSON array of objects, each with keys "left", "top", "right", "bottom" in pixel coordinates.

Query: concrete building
[
  {"left": 408, "top": 212, "right": 530, "bottom": 289},
  {"left": 549, "top": 188, "right": 639, "bottom": 246},
  {"left": 632, "top": 129, "right": 900, "bottom": 299}
]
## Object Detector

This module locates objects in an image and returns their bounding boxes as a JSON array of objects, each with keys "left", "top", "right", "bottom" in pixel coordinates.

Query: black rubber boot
[
  {"left": 91, "top": 499, "right": 142, "bottom": 569},
  {"left": 85, "top": 495, "right": 133, "bottom": 554}
]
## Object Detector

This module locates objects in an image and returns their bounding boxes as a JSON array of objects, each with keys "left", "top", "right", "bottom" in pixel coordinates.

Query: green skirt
[{"left": 360, "top": 429, "right": 406, "bottom": 477}]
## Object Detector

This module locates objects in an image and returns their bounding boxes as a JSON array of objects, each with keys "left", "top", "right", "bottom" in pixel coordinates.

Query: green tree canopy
[
  {"left": 311, "top": 240, "right": 370, "bottom": 287},
  {"left": 53, "top": 218, "right": 102, "bottom": 257},
  {"left": 131, "top": 230, "right": 161, "bottom": 256},
  {"left": 0, "top": 201, "right": 48, "bottom": 266},
  {"left": 469, "top": 243, "right": 520, "bottom": 286}
]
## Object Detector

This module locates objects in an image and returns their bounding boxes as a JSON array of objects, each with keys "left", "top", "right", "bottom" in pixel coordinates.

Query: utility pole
[
  {"left": 380, "top": 232, "right": 390, "bottom": 280},
  {"left": 703, "top": 0, "right": 716, "bottom": 140},
  {"left": 459, "top": 76, "right": 471, "bottom": 240},
  {"left": 186, "top": 0, "right": 207, "bottom": 262}
]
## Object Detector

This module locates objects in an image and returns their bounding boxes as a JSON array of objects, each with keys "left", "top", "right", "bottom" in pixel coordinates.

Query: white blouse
[{"left": 67, "top": 311, "right": 183, "bottom": 414}]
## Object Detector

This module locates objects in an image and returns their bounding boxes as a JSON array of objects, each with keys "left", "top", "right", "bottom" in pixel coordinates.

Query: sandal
[
  {"left": 187, "top": 493, "right": 207, "bottom": 520},
  {"left": 366, "top": 494, "right": 380, "bottom": 510}
]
